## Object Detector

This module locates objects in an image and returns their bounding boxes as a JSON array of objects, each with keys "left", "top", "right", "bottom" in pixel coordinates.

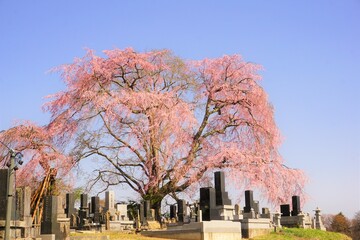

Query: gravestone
[
  {"left": 244, "top": 190, "right": 254, "bottom": 213},
  {"left": 291, "top": 195, "right": 300, "bottom": 216},
  {"left": 14, "top": 187, "right": 31, "bottom": 221},
  {"left": 105, "top": 191, "right": 115, "bottom": 212},
  {"left": 214, "top": 171, "right": 232, "bottom": 206},
  {"left": 116, "top": 203, "right": 129, "bottom": 220},
  {"left": 262, "top": 208, "right": 269, "bottom": 215},
  {"left": 261, "top": 207, "right": 271, "bottom": 218},
  {"left": 199, "top": 187, "right": 216, "bottom": 221},
  {"left": 91, "top": 196, "right": 100, "bottom": 223},
  {"left": 170, "top": 204, "right": 177, "bottom": 219},
  {"left": 91, "top": 196, "right": 100, "bottom": 213},
  {"left": 235, "top": 204, "right": 240, "bottom": 215},
  {"left": 78, "top": 193, "right": 88, "bottom": 227},
  {"left": 65, "top": 193, "right": 76, "bottom": 218},
  {"left": 0, "top": 169, "right": 9, "bottom": 220},
  {"left": 80, "top": 194, "right": 88, "bottom": 210},
  {"left": 177, "top": 199, "right": 187, "bottom": 223},
  {"left": 41, "top": 196, "right": 61, "bottom": 238},
  {"left": 253, "top": 200, "right": 260, "bottom": 215},
  {"left": 78, "top": 209, "right": 87, "bottom": 228},
  {"left": 280, "top": 204, "right": 290, "bottom": 216}
]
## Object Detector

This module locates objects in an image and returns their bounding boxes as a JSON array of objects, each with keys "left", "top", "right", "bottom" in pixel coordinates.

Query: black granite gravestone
[
  {"left": 291, "top": 195, "right": 301, "bottom": 216},
  {"left": 199, "top": 187, "right": 216, "bottom": 221},
  {"left": 244, "top": 190, "right": 254, "bottom": 213},
  {"left": 0, "top": 169, "right": 9, "bottom": 220},
  {"left": 80, "top": 194, "right": 88, "bottom": 210},
  {"left": 170, "top": 204, "right": 177, "bottom": 219},
  {"left": 41, "top": 196, "right": 61, "bottom": 237},
  {"left": 66, "top": 193, "right": 76, "bottom": 218},
  {"left": 91, "top": 196, "right": 100, "bottom": 223},
  {"left": 214, "top": 171, "right": 232, "bottom": 206},
  {"left": 177, "top": 199, "right": 187, "bottom": 222},
  {"left": 280, "top": 204, "right": 290, "bottom": 216},
  {"left": 78, "top": 210, "right": 87, "bottom": 228},
  {"left": 91, "top": 196, "right": 100, "bottom": 213}
]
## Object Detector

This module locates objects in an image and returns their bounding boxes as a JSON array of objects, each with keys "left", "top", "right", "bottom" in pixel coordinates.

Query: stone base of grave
[
  {"left": 141, "top": 220, "right": 241, "bottom": 240},
  {"left": 38, "top": 234, "right": 55, "bottom": 240},
  {"left": 240, "top": 218, "right": 271, "bottom": 239},
  {"left": 281, "top": 214, "right": 312, "bottom": 228},
  {"left": 109, "top": 220, "right": 134, "bottom": 231},
  {"left": 0, "top": 219, "right": 34, "bottom": 239},
  {"left": 211, "top": 205, "right": 234, "bottom": 221},
  {"left": 58, "top": 217, "right": 71, "bottom": 239}
]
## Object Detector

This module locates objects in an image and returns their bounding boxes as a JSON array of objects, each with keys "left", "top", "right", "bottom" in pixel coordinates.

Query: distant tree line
[{"left": 323, "top": 211, "right": 360, "bottom": 240}]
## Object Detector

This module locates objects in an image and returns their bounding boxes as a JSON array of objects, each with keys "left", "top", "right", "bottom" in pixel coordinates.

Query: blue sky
[{"left": 0, "top": 1, "right": 359, "bottom": 218}]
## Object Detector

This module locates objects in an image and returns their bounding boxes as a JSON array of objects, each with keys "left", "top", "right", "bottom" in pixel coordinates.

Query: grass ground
[
  {"left": 70, "top": 228, "right": 352, "bottom": 240},
  {"left": 252, "top": 228, "right": 352, "bottom": 240}
]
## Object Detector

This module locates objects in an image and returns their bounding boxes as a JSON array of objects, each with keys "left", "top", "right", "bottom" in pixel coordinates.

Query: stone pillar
[
  {"left": 0, "top": 169, "right": 9, "bottom": 220},
  {"left": 214, "top": 171, "right": 232, "bottom": 206},
  {"left": 170, "top": 204, "right": 177, "bottom": 220},
  {"left": 136, "top": 209, "right": 140, "bottom": 230},
  {"left": 91, "top": 196, "right": 100, "bottom": 223},
  {"left": 78, "top": 193, "right": 88, "bottom": 228},
  {"left": 177, "top": 199, "right": 187, "bottom": 223},
  {"left": 291, "top": 196, "right": 300, "bottom": 216},
  {"left": 253, "top": 200, "right": 260, "bottom": 216},
  {"left": 65, "top": 193, "right": 76, "bottom": 218},
  {"left": 314, "top": 208, "right": 326, "bottom": 230},
  {"left": 197, "top": 209, "right": 202, "bottom": 222},
  {"left": 41, "top": 196, "right": 61, "bottom": 238},
  {"left": 244, "top": 190, "right": 254, "bottom": 213},
  {"left": 274, "top": 211, "right": 282, "bottom": 228},
  {"left": 80, "top": 194, "right": 88, "bottom": 210},
  {"left": 199, "top": 187, "right": 216, "bottom": 221},
  {"left": 105, "top": 191, "right": 115, "bottom": 212},
  {"left": 298, "top": 212, "right": 306, "bottom": 228}
]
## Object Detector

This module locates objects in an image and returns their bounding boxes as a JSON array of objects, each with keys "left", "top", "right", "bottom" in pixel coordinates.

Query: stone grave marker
[
  {"left": 177, "top": 199, "right": 187, "bottom": 223},
  {"left": 0, "top": 169, "right": 8, "bottom": 220},
  {"left": 41, "top": 195, "right": 61, "bottom": 237},
  {"left": 244, "top": 190, "right": 254, "bottom": 213},
  {"left": 91, "top": 196, "right": 100, "bottom": 223},
  {"left": 170, "top": 204, "right": 176, "bottom": 220},
  {"left": 105, "top": 191, "right": 115, "bottom": 212},
  {"left": 280, "top": 204, "right": 290, "bottom": 216},
  {"left": 199, "top": 187, "right": 216, "bottom": 221},
  {"left": 291, "top": 195, "right": 300, "bottom": 216},
  {"left": 65, "top": 193, "right": 76, "bottom": 218},
  {"left": 116, "top": 203, "right": 129, "bottom": 220},
  {"left": 80, "top": 194, "right": 88, "bottom": 210},
  {"left": 214, "top": 171, "right": 232, "bottom": 206},
  {"left": 253, "top": 200, "right": 260, "bottom": 216}
]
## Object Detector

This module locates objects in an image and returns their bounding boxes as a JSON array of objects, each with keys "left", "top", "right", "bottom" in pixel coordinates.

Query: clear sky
[{"left": 0, "top": 0, "right": 359, "bottom": 218}]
